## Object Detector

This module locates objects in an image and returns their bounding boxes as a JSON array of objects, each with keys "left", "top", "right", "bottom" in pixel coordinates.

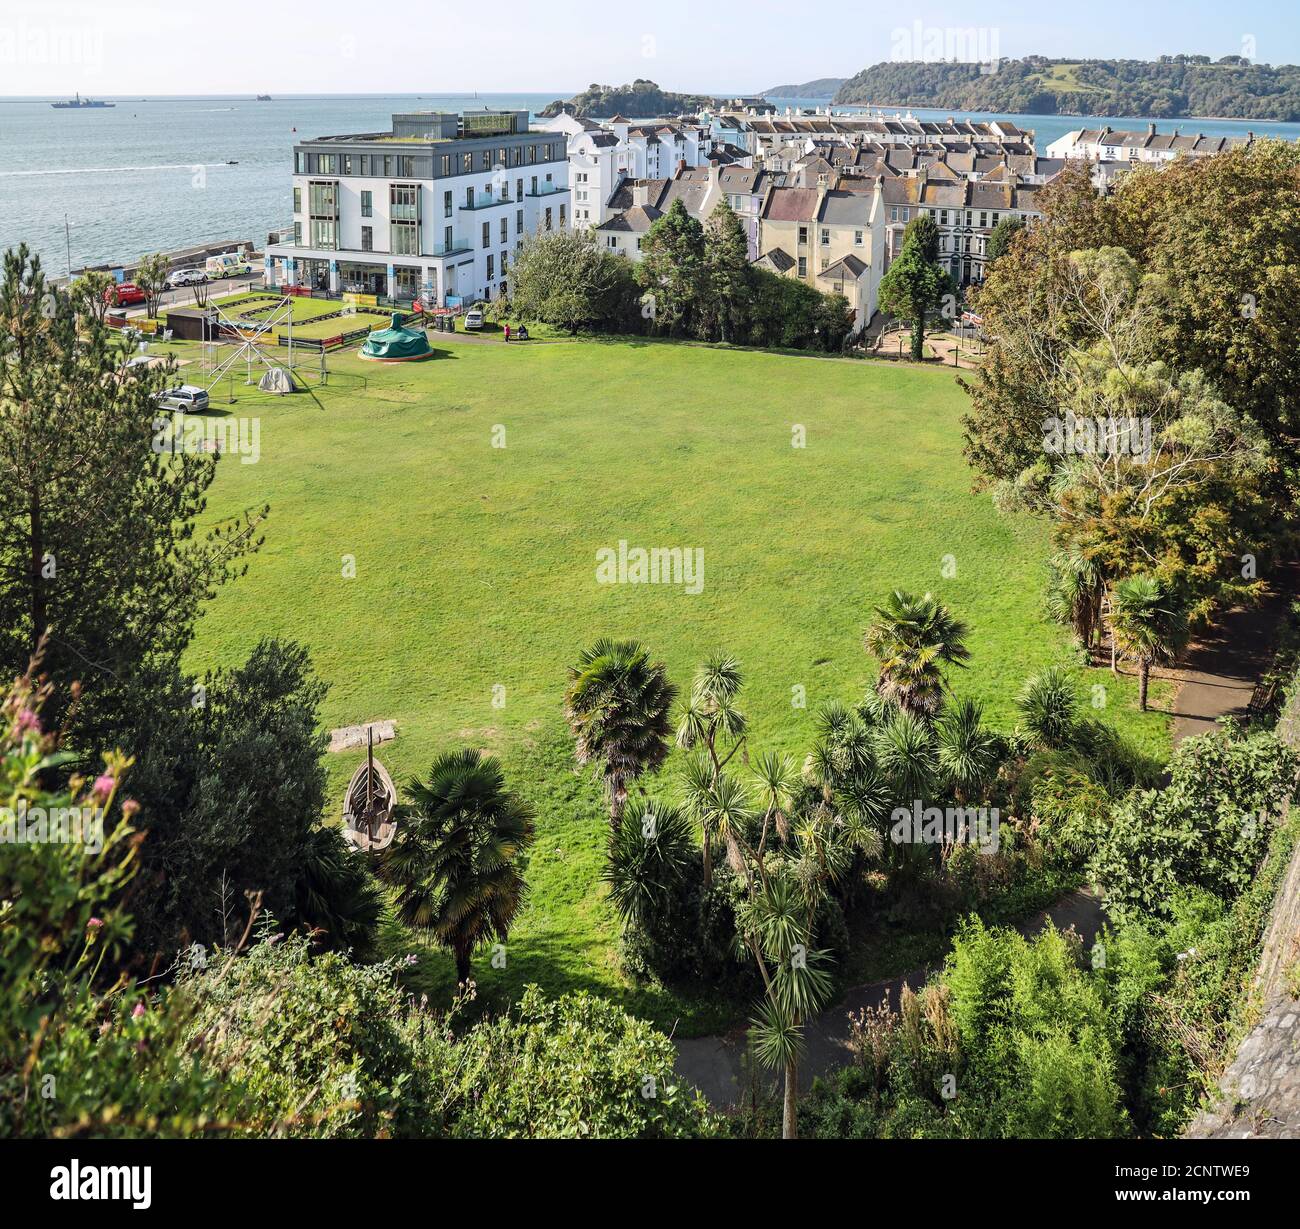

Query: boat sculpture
[{"left": 342, "top": 730, "right": 397, "bottom": 851}]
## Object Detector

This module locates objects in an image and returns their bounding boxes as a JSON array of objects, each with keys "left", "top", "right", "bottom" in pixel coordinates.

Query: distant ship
[
  {"left": 256, "top": 94, "right": 272, "bottom": 101},
  {"left": 52, "top": 93, "right": 114, "bottom": 109}
]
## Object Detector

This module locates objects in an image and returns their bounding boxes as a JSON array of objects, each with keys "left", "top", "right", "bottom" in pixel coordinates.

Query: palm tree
[
  {"left": 602, "top": 799, "right": 693, "bottom": 928},
  {"left": 676, "top": 652, "right": 748, "bottom": 887},
  {"left": 936, "top": 697, "right": 1004, "bottom": 803},
  {"left": 864, "top": 590, "right": 971, "bottom": 717},
  {"left": 379, "top": 749, "right": 535, "bottom": 985},
  {"left": 1046, "top": 549, "right": 1105, "bottom": 653},
  {"left": 1017, "top": 666, "right": 1080, "bottom": 749},
  {"left": 564, "top": 638, "right": 677, "bottom": 835},
  {"left": 1109, "top": 575, "right": 1190, "bottom": 711}
]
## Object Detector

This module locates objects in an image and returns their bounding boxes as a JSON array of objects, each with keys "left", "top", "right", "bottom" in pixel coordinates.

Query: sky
[{"left": 2, "top": 0, "right": 1299, "bottom": 95}]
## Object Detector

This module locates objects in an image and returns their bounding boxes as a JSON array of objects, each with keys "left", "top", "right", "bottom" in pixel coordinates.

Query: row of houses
[{"left": 260, "top": 103, "right": 1237, "bottom": 323}]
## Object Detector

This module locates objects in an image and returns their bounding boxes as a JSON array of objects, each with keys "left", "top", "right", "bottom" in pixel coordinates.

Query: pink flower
[
  {"left": 131, "top": 1002, "right": 146, "bottom": 1018},
  {"left": 87, "top": 917, "right": 103, "bottom": 929},
  {"left": 14, "top": 709, "right": 40, "bottom": 736},
  {"left": 91, "top": 774, "right": 115, "bottom": 802}
]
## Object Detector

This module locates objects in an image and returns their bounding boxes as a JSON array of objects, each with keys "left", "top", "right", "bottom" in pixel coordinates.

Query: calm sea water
[{"left": 4, "top": 92, "right": 1298, "bottom": 275}]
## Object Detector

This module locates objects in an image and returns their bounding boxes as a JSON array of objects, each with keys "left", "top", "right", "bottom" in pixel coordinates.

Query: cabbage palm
[
  {"left": 936, "top": 697, "right": 1004, "bottom": 803},
  {"left": 1017, "top": 666, "right": 1080, "bottom": 749},
  {"left": 380, "top": 749, "right": 535, "bottom": 985},
  {"left": 873, "top": 708, "right": 939, "bottom": 801},
  {"left": 1109, "top": 575, "right": 1190, "bottom": 711},
  {"left": 864, "top": 590, "right": 971, "bottom": 717},
  {"left": 676, "top": 652, "right": 748, "bottom": 886},
  {"left": 602, "top": 799, "right": 693, "bottom": 928},
  {"left": 564, "top": 638, "right": 677, "bottom": 835}
]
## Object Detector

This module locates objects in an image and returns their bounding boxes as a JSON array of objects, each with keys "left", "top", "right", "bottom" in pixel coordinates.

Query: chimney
[
  {"left": 1147, "top": 122, "right": 1157, "bottom": 136},
  {"left": 632, "top": 182, "right": 649, "bottom": 208},
  {"left": 817, "top": 172, "right": 829, "bottom": 188},
  {"left": 1248, "top": 130, "right": 1255, "bottom": 143},
  {"left": 677, "top": 158, "right": 687, "bottom": 175}
]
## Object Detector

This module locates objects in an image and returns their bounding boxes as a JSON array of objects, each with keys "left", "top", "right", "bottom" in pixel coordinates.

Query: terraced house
[
  {"left": 1045, "top": 122, "right": 1257, "bottom": 163},
  {"left": 880, "top": 170, "right": 1041, "bottom": 285},
  {"left": 755, "top": 183, "right": 885, "bottom": 326},
  {"left": 264, "top": 108, "right": 570, "bottom": 307}
]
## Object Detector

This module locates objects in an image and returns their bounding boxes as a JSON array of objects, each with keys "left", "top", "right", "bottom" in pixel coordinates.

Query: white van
[{"left": 205, "top": 252, "right": 253, "bottom": 280}]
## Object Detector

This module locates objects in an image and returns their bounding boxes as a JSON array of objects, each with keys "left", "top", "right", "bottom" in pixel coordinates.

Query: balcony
[
  {"left": 525, "top": 182, "right": 568, "bottom": 197},
  {"left": 460, "top": 191, "right": 511, "bottom": 210}
]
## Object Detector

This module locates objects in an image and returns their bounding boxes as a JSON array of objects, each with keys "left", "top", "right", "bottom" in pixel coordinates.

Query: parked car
[
  {"left": 166, "top": 267, "right": 207, "bottom": 287},
  {"left": 463, "top": 307, "right": 484, "bottom": 331},
  {"left": 154, "top": 385, "right": 210, "bottom": 412},
  {"left": 205, "top": 252, "right": 253, "bottom": 279},
  {"left": 102, "top": 282, "right": 147, "bottom": 307}
]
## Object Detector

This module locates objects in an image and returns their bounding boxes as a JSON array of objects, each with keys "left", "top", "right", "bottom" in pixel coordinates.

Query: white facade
[{"left": 264, "top": 110, "right": 570, "bottom": 306}]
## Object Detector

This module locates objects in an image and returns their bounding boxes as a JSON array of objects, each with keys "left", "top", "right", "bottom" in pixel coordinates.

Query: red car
[{"left": 103, "top": 282, "right": 147, "bottom": 307}]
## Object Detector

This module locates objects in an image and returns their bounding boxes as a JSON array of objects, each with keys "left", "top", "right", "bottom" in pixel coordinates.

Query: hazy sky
[{"left": 2, "top": 0, "right": 1298, "bottom": 95}]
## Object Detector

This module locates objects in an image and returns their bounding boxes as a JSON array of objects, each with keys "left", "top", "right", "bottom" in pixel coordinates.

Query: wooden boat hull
[{"left": 342, "top": 757, "right": 397, "bottom": 851}]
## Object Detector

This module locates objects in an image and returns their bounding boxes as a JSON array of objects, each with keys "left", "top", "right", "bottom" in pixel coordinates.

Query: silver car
[{"left": 155, "top": 385, "right": 210, "bottom": 411}]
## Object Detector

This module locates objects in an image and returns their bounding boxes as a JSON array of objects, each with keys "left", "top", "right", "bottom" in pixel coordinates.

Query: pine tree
[
  {"left": 701, "top": 200, "right": 751, "bottom": 343},
  {"left": 638, "top": 199, "right": 705, "bottom": 336}
]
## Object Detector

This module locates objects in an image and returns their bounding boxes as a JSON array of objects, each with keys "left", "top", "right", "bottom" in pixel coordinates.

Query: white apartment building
[
  {"left": 263, "top": 109, "right": 570, "bottom": 306},
  {"left": 1045, "top": 123, "right": 1255, "bottom": 163},
  {"left": 559, "top": 116, "right": 713, "bottom": 229}
]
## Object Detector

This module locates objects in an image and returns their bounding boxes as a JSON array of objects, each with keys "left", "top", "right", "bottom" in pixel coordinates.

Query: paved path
[
  {"left": 674, "top": 887, "right": 1105, "bottom": 1106},
  {"left": 1170, "top": 565, "right": 1298, "bottom": 745}
]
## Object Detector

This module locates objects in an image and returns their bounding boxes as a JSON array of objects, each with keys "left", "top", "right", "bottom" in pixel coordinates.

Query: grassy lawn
[{"left": 179, "top": 335, "right": 1172, "bottom": 1033}]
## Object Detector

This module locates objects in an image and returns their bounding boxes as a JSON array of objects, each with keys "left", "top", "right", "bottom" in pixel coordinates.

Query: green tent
[{"left": 359, "top": 312, "right": 433, "bottom": 361}]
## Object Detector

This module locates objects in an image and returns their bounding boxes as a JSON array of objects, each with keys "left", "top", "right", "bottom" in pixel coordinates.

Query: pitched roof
[
  {"left": 761, "top": 186, "right": 821, "bottom": 222},
  {"left": 595, "top": 203, "right": 663, "bottom": 233},
  {"left": 753, "top": 247, "right": 795, "bottom": 273},
  {"left": 818, "top": 254, "right": 868, "bottom": 280}
]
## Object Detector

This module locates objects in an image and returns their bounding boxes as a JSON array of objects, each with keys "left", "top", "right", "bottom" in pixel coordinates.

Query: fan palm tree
[
  {"left": 564, "top": 638, "right": 677, "bottom": 835},
  {"left": 1046, "top": 549, "right": 1105, "bottom": 653},
  {"left": 864, "top": 590, "right": 971, "bottom": 717},
  {"left": 379, "top": 749, "right": 535, "bottom": 985},
  {"left": 1109, "top": 575, "right": 1190, "bottom": 711}
]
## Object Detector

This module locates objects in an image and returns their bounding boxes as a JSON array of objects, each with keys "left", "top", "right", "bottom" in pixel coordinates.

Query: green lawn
[{"left": 181, "top": 336, "right": 1171, "bottom": 1032}]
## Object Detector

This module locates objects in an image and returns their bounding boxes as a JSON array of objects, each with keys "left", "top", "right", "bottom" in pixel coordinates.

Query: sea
[{"left": 4, "top": 91, "right": 1300, "bottom": 277}]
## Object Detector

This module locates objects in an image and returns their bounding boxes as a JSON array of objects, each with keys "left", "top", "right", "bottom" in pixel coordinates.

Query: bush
[{"left": 1090, "top": 729, "right": 1298, "bottom": 923}]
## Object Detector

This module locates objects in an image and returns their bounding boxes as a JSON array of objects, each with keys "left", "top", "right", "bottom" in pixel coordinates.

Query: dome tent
[{"left": 358, "top": 312, "right": 434, "bottom": 361}]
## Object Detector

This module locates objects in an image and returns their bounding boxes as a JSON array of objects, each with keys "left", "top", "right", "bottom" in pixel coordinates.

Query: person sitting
[{"left": 516, "top": 324, "right": 530, "bottom": 341}]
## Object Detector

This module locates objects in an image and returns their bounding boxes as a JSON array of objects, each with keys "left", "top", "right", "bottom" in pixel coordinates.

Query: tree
[
  {"left": 1046, "top": 549, "right": 1105, "bottom": 652},
  {"left": 602, "top": 799, "right": 694, "bottom": 928},
  {"left": 936, "top": 697, "right": 1002, "bottom": 803},
  {"left": 675, "top": 652, "right": 748, "bottom": 888},
  {"left": 71, "top": 269, "right": 113, "bottom": 325},
  {"left": 903, "top": 212, "right": 942, "bottom": 263},
  {"left": 638, "top": 199, "right": 706, "bottom": 336},
  {"left": 380, "top": 749, "right": 535, "bottom": 985},
  {"left": 564, "top": 638, "right": 677, "bottom": 835},
  {"left": 0, "top": 245, "right": 265, "bottom": 743},
  {"left": 135, "top": 251, "right": 171, "bottom": 320},
  {"left": 864, "top": 590, "right": 971, "bottom": 717},
  {"left": 509, "top": 229, "right": 636, "bottom": 334},
  {"left": 986, "top": 215, "right": 1025, "bottom": 263},
  {"left": 1017, "top": 666, "right": 1080, "bottom": 749},
  {"left": 877, "top": 222, "right": 954, "bottom": 360},
  {"left": 700, "top": 200, "right": 751, "bottom": 343},
  {"left": 1109, "top": 575, "right": 1189, "bottom": 711}
]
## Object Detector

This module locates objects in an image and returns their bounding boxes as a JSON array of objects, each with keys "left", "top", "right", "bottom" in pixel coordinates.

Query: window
[
  {"left": 382, "top": 155, "right": 392, "bottom": 176},
  {"left": 499, "top": 217, "right": 508, "bottom": 242},
  {"left": 343, "top": 154, "right": 353, "bottom": 175},
  {"left": 443, "top": 225, "right": 453, "bottom": 251},
  {"left": 293, "top": 186, "right": 301, "bottom": 213},
  {"left": 360, "top": 190, "right": 373, "bottom": 218},
  {"left": 530, "top": 176, "right": 538, "bottom": 195},
  {"left": 577, "top": 171, "right": 587, "bottom": 183},
  {"left": 516, "top": 209, "right": 523, "bottom": 234},
  {"left": 854, "top": 229, "right": 864, "bottom": 246},
  {"left": 293, "top": 220, "right": 302, "bottom": 245},
  {"left": 441, "top": 154, "right": 451, "bottom": 176},
  {"left": 820, "top": 256, "right": 828, "bottom": 270},
  {"left": 544, "top": 208, "right": 552, "bottom": 231},
  {"left": 389, "top": 184, "right": 419, "bottom": 255},
  {"left": 979, "top": 211, "right": 988, "bottom": 228},
  {"left": 559, "top": 204, "right": 566, "bottom": 227},
  {"left": 465, "top": 187, "right": 474, "bottom": 208},
  {"left": 797, "top": 255, "right": 807, "bottom": 277},
  {"left": 482, "top": 221, "right": 490, "bottom": 248},
  {"left": 480, "top": 150, "right": 491, "bottom": 171},
  {"left": 889, "top": 207, "right": 898, "bottom": 222},
  {"left": 462, "top": 152, "right": 473, "bottom": 173},
  {"left": 308, "top": 180, "right": 339, "bottom": 250},
  {"left": 820, "top": 227, "right": 829, "bottom": 246},
  {"left": 487, "top": 254, "right": 494, "bottom": 279},
  {"left": 360, "top": 226, "right": 373, "bottom": 251},
  {"left": 397, "top": 155, "right": 415, "bottom": 177},
  {"left": 444, "top": 190, "right": 452, "bottom": 218},
  {"left": 501, "top": 251, "right": 508, "bottom": 272},
  {"left": 528, "top": 145, "right": 537, "bottom": 164}
]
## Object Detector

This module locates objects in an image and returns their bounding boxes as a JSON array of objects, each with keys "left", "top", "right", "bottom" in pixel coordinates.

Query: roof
[
  {"left": 761, "top": 186, "right": 821, "bottom": 222},
  {"left": 818, "top": 254, "right": 868, "bottom": 280},
  {"left": 595, "top": 203, "right": 663, "bottom": 233},
  {"left": 753, "top": 247, "right": 795, "bottom": 273},
  {"left": 817, "top": 189, "right": 872, "bottom": 225}
]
